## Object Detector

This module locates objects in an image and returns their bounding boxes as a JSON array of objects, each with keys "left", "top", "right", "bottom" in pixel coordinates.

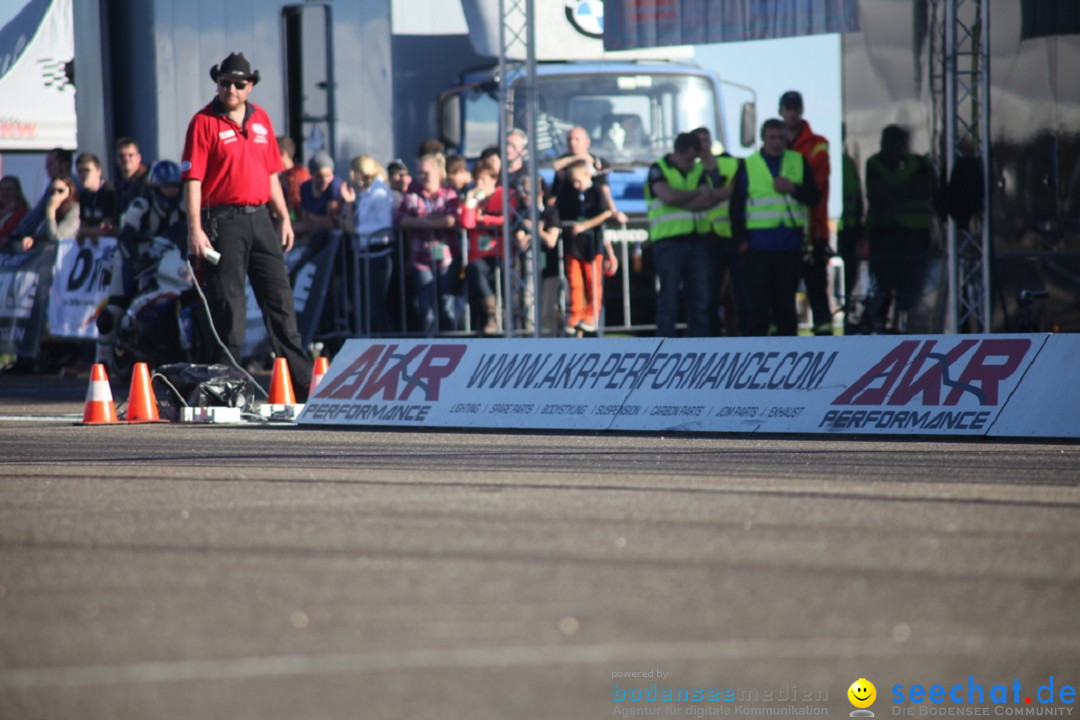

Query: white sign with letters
[
  {"left": 299, "top": 335, "right": 1073, "bottom": 438},
  {"left": 48, "top": 237, "right": 117, "bottom": 339}
]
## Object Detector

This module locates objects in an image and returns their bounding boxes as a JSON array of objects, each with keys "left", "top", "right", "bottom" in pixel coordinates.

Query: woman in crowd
[
  {"left": 397, "top": 153, "right": 460, "bottom": 335},
  {"left": 0, "top": 175, "right": 31, "bottom": 244},
  {"left": 460, "top": 163, "right": 513, "bottom": 335},
  {"left": 342, "top": 154, "right": 396, "bottom": 334},
  {"left": 18, "top": 176, "right": 79, "bottom": 251}
]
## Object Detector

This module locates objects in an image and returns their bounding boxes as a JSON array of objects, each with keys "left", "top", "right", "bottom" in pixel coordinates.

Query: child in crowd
[{"left": 556, "top": 160, "right": 615, "bottom": 334}]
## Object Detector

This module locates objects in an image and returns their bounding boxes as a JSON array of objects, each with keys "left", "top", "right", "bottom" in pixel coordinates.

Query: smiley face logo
[{"left": 848, "top": 678, "right": 877, "bottom": 709}]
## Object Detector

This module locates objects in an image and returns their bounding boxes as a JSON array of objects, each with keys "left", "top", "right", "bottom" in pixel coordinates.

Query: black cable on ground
[{"left": 186, "top": 259, "right": 269, "bottom": 400}]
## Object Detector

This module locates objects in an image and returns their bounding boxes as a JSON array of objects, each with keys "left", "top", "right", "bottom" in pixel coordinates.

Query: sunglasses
[{"left": 218, "top": 79, "right": 249, "bottom": 90}]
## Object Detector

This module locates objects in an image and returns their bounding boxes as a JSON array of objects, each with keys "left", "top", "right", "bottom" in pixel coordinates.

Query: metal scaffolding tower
[
  {"left": 497, "top": 0, "right": 541, "bottom": 336},
  {"left": 932, "top": 0, "right": 992, "bottom": 333}
]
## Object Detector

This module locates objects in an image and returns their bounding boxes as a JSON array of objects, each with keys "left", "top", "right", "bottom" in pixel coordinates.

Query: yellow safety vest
[
  {"left": 645, "top": 157, "right": 710, "bottom": 242},
  {"left": 706, "top": 155, "right": 741, "bottom": 238},
  {"left": 745, "top": 150, "right": 806, "bottom": 231},
  {"left": 865, "top": 154, "right": 932, "bottom": 231}
]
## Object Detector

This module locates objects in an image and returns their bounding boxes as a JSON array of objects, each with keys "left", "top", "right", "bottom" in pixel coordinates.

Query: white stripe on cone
[{"left": 85, "top": 380, "right": 114, "bottom": 403}]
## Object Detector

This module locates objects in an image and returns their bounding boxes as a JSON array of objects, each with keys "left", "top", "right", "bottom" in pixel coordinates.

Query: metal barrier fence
[
  {"left": 313, "top": 225, "right": 658, "bottom": 341},
  {"left": 303, "top": 225, "right": 948, "bottom": 344}
]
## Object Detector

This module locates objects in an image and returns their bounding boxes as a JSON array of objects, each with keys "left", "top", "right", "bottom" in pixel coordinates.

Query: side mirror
[
  {"left": 740, "top": 101, "right": 756, "bottom": 148},
  {"left": 438, "top": 93, "right": 462, "bottom": 150}
]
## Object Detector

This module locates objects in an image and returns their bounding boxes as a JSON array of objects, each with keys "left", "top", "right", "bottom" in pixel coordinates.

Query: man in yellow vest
[
  {"left": 865, "top": 124, "right": 934, "bottom": 332},
  {"left": 645, "top": 132, "right": 733, "bottom": 337},
  {"left": 730, "top": 119, "right": 821, "bottom": 336},
  {"left": 837, "top": 123, "right": 866, "bottom": 334},
  {"left": 693, "top": 126, "right": 744, "bottom": 337}
]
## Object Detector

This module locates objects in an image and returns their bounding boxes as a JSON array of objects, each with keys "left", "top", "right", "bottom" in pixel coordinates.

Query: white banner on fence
[
  {"left": 0, "top": 0, "right": 77, "bottom": 150},
  {"left": 48, "top": 236, "right": 116, "bottom": 338},
  {"left": 298, "top": 334, "right": 1072, "bottom": 438},
  {"left": 986, "top": 333, "right": 1080, "bottom": 439}
]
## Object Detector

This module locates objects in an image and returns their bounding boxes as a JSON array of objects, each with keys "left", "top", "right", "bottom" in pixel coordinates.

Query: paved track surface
[{"left": 2, "top": 375, "right": 1079, "bottom": 719}]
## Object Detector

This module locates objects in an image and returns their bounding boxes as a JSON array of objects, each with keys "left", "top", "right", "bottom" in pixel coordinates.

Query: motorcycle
[{"left": 95, "top": 233, "right": 207, "bottom": 382}]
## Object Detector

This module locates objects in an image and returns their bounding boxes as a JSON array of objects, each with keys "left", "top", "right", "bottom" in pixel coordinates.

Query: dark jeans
[
  {"left": 358, "top": 250, "right": 394, "bottom": 335},
  {"left": 870, "top": 227, "right": 932, "bottom": 324},
  {"left": 466, "top": 256, "right": 498, "bottom": 300},
  {"left": 413, "top": 257, "right": 460, "bottom": 335},
  {"left": 745, "top": 247, "right": 803, "bottom": 337},
  {"left": 203, "top": 205, "right": 312, "bottom": 394},
  {"left": 653, "top": 235, "right": 711, "bottom": 337},
  {"left": 466, "top": 256, "right": 499, "bottom": 330},
  {"left": 802, "top": 242, "right": 832, "bottom": 334},
  {"left": 708, "top": 234, "right": 747, "bottom": 337}
]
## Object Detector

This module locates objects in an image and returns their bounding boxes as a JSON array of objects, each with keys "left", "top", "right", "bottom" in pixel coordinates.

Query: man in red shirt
[
  {"left": 780, "top": 90, "right": 833, "bottom": 335},
  {"left": 182, "top": 52, "right": 312, "bottom": 398}
]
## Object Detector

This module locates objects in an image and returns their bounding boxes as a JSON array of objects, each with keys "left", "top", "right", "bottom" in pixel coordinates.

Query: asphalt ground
[{"left": 1, "top": 373, "right": 1079, "bottom": 720}]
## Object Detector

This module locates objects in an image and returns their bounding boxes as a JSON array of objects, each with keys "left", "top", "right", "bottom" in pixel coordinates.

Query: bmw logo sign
[{"left": 565, "top": 0, "right": 604, "bottom": 39}]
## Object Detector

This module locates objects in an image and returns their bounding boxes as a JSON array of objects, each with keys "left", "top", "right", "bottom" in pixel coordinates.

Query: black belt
[{"left": 205, "top": 204, "right": 264, "bottom": 216}]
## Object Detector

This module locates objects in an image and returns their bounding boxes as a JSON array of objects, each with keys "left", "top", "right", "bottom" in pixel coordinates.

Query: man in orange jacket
[{"left": 780, "top": 90, "right": 833, "bottom": 335}]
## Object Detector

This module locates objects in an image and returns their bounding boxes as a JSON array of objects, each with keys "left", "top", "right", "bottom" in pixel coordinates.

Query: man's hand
[
  {"left": 613, "top": 210, "right": 629, "bottom": 225},
  {"left": 514, "top": 229, "right": 531, "bottom": 252},
  {"left": 188, "top": 226, "right": 213, "bottom": 260},
  {"left": 280, "top": 216, "right": 295, "bottom": 253},
  {"left": 711, "top": 185, "right": 734, "bottom": 203},
  {"left": 774, "top": 176, "right": 797, "bottom": 194}
]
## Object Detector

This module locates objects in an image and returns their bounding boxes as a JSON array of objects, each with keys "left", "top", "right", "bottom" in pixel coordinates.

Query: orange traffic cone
[
  {"left": 310, "top": 356, "right": 330, "bottom": 396},
  {"left": 125, "top": 362, "right": 163, "bottom": 423},
  {"left": 268, "top": 357, "right": 296, "bottom": 405},
  {"left": 81, "top": 363, "right": 119, "bottom": 425}
]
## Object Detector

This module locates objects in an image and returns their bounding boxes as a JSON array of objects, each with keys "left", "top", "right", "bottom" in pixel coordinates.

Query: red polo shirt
[{"left": 181, "top": 99, "right": 283, "bottom": 207}]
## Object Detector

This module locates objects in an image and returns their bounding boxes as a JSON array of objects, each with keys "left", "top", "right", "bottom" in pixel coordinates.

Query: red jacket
[{"left": 789, "top": 120, "right": 830, "bottom": 244}]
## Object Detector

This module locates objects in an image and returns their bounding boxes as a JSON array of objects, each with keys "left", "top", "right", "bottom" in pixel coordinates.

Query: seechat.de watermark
[{"left": 890, "top": 677, "right": 1075, "bottom": 716}]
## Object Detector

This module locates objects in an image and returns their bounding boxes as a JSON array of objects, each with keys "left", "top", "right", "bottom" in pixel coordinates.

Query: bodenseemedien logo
[{"left": 849, "top": 678, "right": 877, "bottom": 717}]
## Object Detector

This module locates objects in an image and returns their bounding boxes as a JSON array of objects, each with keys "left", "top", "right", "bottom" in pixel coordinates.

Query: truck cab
[
  {"left": 440, "top": 60, "right": 750, "bottom": 218},
  {"left": 438, "top": 59, "right": 754, "bottom": 330}
]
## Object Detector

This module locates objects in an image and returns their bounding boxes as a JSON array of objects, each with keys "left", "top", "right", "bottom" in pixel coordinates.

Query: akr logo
[
  {"left": 313, "top": 343, "right": 466, "bottom": 403},
  {"left": 565, "top": 0, "right": 604, "bottom": 39},
  {"left": 833, "top": 339, "right": 1032, "bottom": 408}
]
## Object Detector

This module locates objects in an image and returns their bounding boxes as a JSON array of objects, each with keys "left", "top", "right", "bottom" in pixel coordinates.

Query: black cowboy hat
[{"left": 209, "top": 52, "right": 260, "bottom": 85}]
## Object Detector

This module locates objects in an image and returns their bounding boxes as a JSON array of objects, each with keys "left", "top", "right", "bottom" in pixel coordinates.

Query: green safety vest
[
  {"left": 837, "top": 153, "right": 862, "bottom": 232},
  {"left": 706, "top": 155, "right": 741, "bottom": 238},
  {"left": 745, "top": 150, "right": 806, "bottom": 231},
  {"left": 645, "top": 157, "right": 711, "bottom": 241},
  {"left": 865, "top": 154, "right": 932, "bottom": 231}
]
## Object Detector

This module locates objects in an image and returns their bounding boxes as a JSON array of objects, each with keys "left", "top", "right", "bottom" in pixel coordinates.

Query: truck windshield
[{"left": 517, "top": 72, "right": 721, "bottom": 167}]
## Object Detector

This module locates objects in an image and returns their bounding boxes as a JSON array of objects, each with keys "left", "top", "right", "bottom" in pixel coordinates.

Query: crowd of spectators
[{"left": 0, "top": 100, "right": 936, "bottom": 364}]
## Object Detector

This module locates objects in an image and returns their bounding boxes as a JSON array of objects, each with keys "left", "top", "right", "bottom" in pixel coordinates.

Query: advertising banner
[
  {"left": 47, "top": 236, "right": 116, "bottom": 339},
  {"left": 603, "top": 0, "right": 860, "bottom": 51},
  {"left": 986, "top": 333, "right": 1080, "bottom": 439},
  {"left": 0, "top": 244, "right": 54, "bottom": 355},
  {"left": 298, "top": 335, "right": 1068, "bottom": 437},
  {"left": 0, "top": 0, "right": 77, "bottom": 150},
  {"left": 460, "top": 0, "right": 694, "bottom": 61}
]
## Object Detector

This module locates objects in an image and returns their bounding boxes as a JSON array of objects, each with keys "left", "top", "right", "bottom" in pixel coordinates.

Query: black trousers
[
  {"left": 203, "top": 206, "right": 313, "bottom": 397},
  {"left": 745, "top": 247, "right": 803, "bottom": 337},
  {"left": 802, "top": 242, "right": 833, "bottom": 335}
]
